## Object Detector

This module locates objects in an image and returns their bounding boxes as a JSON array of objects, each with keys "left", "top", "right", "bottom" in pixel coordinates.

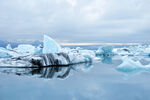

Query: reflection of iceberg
[
  {"left": 101, "top": 56, "right": 112, "bottom": 64},
  {"left": 116, "top": 57, "right": 150, "bottom": 79},
  {"left": 0, "top": 63, "right": 93, "bottom": 79},
  {"left": 95, "top": 46, "right": 113, "bottom": 64}
]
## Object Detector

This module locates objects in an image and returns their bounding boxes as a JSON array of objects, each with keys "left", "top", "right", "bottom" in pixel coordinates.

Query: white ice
[
  {"left": 115, "top": 45, "right": 150, "bottom": 56},
  {"left": 43, "top": 35, "right": 61, "bottom": 54},
  {"left": 6, "top": 44, "right": 12, "bottom": 50}
]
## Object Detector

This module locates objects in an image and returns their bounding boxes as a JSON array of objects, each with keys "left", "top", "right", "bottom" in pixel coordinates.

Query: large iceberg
[{"left": 43, "top": 35, "right": 61, "bottom": 53}]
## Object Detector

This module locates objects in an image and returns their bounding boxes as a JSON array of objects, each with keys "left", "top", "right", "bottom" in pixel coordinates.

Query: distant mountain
[{"left": 0, "top": 40, "right": 42, "bottom": 48}]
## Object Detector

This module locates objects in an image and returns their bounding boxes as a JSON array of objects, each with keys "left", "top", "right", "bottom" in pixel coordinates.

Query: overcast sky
[{"left": 0, "top": 0, "right": 150, "bottom": 43}]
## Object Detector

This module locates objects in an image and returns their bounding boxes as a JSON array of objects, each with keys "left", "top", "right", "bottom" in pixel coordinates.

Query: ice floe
[{"left": 116, "top": 57, "right": 150, "bottom": 79}]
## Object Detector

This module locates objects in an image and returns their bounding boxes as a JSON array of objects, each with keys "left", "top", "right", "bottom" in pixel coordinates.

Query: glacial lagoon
[{"left": 0, "top": 45, "right": 150, "bottom": 100}]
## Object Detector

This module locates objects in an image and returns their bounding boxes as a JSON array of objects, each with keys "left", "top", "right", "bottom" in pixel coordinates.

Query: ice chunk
[
  {"left": 6, "top": 44, "right": 12, "bottom": 50},
  {"left": 117, "top": 57, "right": 150, "bottom": 75},
  {"left": 16, "top": 44, "right": 35, "bottom": 55},
  {"left": 96, "top": 46, "right": 114, "bottom": 56},
  {"left": 117, "top": 57, "right": 145, "bottom": 72},
  {"left": 116, "top": 57, "right": 150, "bottom": 79},
  {"left": 43, "top": 35, "right": 61, "bottom": 53}
]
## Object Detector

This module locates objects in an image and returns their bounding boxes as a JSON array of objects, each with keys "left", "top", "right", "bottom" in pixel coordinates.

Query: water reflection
[
  {"left": 0, "top": 63, "right": 93, "bottom": 79},
  {"left": 96, "top": 54, "right": 150, "bottom": 79},
  {"left": 1, "top": 55, "right": 150, "bottom": 80},
  {"left": 96, "top": 54, "right": 113, "bottom": 64}
]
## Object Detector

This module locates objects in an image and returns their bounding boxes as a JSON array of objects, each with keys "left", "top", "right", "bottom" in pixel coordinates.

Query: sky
[{"left": 0, "top": 0, "right": 150, "bottom": 44}]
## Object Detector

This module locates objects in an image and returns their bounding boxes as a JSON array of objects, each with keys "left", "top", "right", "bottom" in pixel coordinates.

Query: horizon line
[{"left": 60, "top": 42, "right": 141, "bottom": 46}]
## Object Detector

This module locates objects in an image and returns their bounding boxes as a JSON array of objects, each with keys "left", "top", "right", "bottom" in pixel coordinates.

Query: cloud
[{"left": 0, "top": 0, "right": 149, "bottom": 43}]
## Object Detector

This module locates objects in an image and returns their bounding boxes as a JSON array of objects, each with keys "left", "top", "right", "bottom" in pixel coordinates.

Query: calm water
[
  {"left": 0, "top": 44, "right": 150, "bottom": 100},
  {"left": 0, "top": 56, "right": 150, "bottom": 100}
]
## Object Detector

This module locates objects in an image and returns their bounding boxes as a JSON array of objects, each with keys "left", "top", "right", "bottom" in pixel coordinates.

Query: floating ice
[
  {"left": 16, "top": 44, "right": 35, "bottom": 55},
  {"left": 117, "top": 57, "right": 146, "bottom": 72},
  {"left": 115, "top": 45, "right": 150, "bottom": 56},
  {"left": 96, "top": 46, "right": 114, "bottom": 56},
  {"left": 43, "top": 35, "right": 61, "bottom": 54},
  {"left": 116, "top": 57, "right": 150, "bottom": 79}
]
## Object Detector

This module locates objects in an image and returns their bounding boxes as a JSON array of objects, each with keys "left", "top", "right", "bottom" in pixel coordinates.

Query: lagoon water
[{"left": 0, "top": 46, "right": 150, "bottom": 100}]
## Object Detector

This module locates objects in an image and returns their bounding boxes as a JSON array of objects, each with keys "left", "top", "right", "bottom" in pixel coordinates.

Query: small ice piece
[
  {"left": 16, "top": 44, "right": 35, "bottom": 54},
  {"left": 6, "top": 44, "right": 12, "bottom": 50},
  {"left": 43, "top": 35, "right": 61, "bottom": 54}
]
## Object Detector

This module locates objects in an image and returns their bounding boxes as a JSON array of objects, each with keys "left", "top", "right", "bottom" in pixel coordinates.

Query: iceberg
[
  {"left": 43, "top": 35, "right": 61, "bottom": 54},
  {"left": 117, "top": 57, "right": 146, "bottom": 72},
  {"left": 96, "top": 46, "right": 114, "bottom": 56},
  {"left": 116, "top": 57, "right": 150, "bottom": 79}
]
